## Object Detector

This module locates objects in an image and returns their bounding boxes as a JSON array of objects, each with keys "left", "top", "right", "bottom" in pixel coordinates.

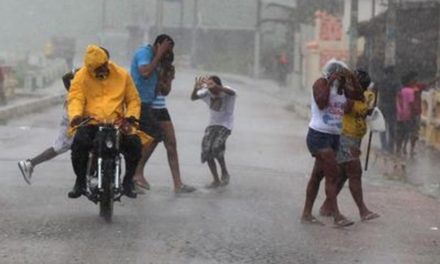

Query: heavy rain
[{"left": 0, "top": 0, "right": 439, "bottom": 263}]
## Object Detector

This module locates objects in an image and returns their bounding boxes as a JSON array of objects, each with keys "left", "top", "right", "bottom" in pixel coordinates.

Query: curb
[{"left": 0, "top": 93, "right": 65, "bottom": 122}]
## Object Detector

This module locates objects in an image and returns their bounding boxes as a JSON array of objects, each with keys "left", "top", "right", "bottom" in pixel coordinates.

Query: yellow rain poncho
[
  {"left": 68, "top": 45, "right": 141, "bottom": 135},
  {"left": 341, "top": 90, "right": 375, "bottom": 139}
]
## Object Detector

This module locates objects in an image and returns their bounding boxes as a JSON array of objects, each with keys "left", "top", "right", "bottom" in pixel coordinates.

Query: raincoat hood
[{"left": 84, "top": 44, "right": 109, "bottom": 72}]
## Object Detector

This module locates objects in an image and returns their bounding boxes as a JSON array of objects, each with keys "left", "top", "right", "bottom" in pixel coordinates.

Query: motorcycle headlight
[{"left": 105, "top": 138, "right": 114, "bottom": 149}]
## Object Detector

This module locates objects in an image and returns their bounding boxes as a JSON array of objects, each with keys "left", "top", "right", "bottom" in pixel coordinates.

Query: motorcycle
[{"left": 76, "top": 118, "right": 127, "bottom": 222}]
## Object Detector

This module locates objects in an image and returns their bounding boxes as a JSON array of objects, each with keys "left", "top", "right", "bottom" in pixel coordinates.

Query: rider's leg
[{"left": 69, "top": 126, "right": 95, "bottom": 198}]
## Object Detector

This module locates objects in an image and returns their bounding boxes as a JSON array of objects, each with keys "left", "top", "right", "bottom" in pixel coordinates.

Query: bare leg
[
  {"left": 346, "top": 160, "right": 379, "bottom": 220},
  {"left": 320, "top": 163, "right": 347, "bottom": 216},
  {"left": 402, "top": 137, "right": 408, "bottom": 156},
  {"left": 317, "top": 149, "right": 351, "bottom": 225},
  {"left": 217, "top": 156, "right": 230, "bottom": 184},
  {"left": 30, "top": 147, "right": 58, "bottom": 167},
  {"left": 410, "top": 135, "right": 418, "bottom": 156},
  {"left": 346, "top": 161, "right": 370, "bottom": 216},
  {"left": 302, "top": 159, "right": 325, "bottom": 221},
  {"left": 396, "top": 132, "right": 403, "bottom": 157},
  {"left": 160, "top": 121, "right": 183, "bottom": 190},
  {"left": 133, "top": 141, "right": 158, "bottom": 187},
  {"left": 207, "top": 159, "right": 221, "bottom": 187}
]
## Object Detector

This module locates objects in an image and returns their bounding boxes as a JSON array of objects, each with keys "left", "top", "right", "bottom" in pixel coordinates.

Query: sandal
[
  {"left": 134, "top": 180, "right": 150, "bottom": 195},
  {"left": 206, "top": 181, "right": 221, "bottom": 189},
  {"left": 220, "top": 174, "right": 230, "bottom": 186},
  {"left": 301, "top": 216, "right": 325, "bottom": 226},
  {"left": 334, "top": 218, "right": 354, "bottom": 228},
  {"left": 361, "top": 212, "right": 380, "bottom": 221},
  {"left": 175, "top": 184, "right": 196, "bottom": 194}
]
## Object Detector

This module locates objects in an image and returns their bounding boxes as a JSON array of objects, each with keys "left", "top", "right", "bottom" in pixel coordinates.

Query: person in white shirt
[
  {"left": 301, "top": 59, "right": 355, "bottom": 227},
  {"left": 18, "top": 69, "right": 79, "bottom": 184},
  {"left": 191, "top": 75, "right": 236, "bottom": 188}
]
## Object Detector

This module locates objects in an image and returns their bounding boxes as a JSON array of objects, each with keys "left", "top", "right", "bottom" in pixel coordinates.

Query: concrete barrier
[{"left": 0, "top": 93, "right": 65, "bottom": 123}]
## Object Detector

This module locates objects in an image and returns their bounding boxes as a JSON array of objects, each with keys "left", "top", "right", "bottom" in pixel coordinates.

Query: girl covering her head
[{"left": 322, "top": 58, "right": 348, "bottom": 78}]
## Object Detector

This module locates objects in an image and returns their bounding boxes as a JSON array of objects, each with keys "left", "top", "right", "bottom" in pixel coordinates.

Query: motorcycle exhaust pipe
[
  {"left": 98, "top": 157, "right": 103, "bottom": 189},
  {"left": 115, "top": 158, "right": 120, "bottom": 189}
]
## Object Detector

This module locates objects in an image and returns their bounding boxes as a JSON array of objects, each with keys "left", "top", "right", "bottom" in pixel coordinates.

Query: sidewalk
[{"left": 0, "top": 81, "right": 65, "bottom": 123}]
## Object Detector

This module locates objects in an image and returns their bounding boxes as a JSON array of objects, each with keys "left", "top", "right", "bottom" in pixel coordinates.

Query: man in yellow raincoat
[{"left": 67, "top": 45, "right": 142, "bottom": 198}]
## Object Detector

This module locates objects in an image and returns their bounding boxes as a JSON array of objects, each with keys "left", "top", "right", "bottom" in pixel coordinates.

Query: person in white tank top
[
  {"left": 301, "top": 59, "right": 355, "bottom": 227},
  {"left": 309, "top": 80, "right": 346, "bottom": 135}
]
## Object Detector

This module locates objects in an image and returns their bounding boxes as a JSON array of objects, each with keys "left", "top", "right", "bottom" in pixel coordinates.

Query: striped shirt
[{"left": 152, "top": 95, "right": 166, "bottom": 109}]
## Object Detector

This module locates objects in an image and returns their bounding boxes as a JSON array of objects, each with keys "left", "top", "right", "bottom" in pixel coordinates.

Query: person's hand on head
[
  {"left": 157, "top": 39, "right": 173, "bottom": 57},
  {"left": 329, "top": 71, "right": 344, "bottom": 85},
  {"left": 195, "top": 76, "right": 205, "bottom": 89}
]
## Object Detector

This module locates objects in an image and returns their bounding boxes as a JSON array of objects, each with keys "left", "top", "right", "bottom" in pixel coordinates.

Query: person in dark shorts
[
  {"left": 191, "top": 75, "right": 236, "bottom": 188},
  {"left": 319, "top": 69, "right": 379, "bottom": 221},
  {"left": 130, "top": 34, "right": 195, "bottom": 193},
  {"left": 301, "top": 59, "right": 354, "bottom": 227}
]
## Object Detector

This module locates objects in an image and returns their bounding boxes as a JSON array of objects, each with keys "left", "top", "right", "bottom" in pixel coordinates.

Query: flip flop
[
  {"left": 361, "top": 212, "right": 380, "bottom": 221},
  {"left": 134, "top": 181, "right": 150, "bottom": 195},
  {"left": 301, "top": 216, "right": 325, "bottom": 226},
  {"left": 206, "top": 181, "right": 221, "bottom": 189},
  {"left": 334, "top": 218, "right": 354, "bottom": 228},
  {"left": 220, "top": 174, "right": 230, "bottom": 186}
]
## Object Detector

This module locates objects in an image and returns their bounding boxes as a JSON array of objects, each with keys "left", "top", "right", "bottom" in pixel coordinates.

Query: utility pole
[
  {"left": 368, "top": 0, "right": 376, "bottom": 74},
  {"left": 253, "top": 0, "right": 262, "bottom": 78},
  {"left": 190, "top": 0, "right": 199, "bottom": 68},
  {"left": 384, "top": 0, "right": 397, "bottom": 67},
  {"left": 179, "top": 0, "right": 185, "bottom": 47},
  {"left": 102, "top": 0, "right": 107, "bottom": 32},
  {"left": 372, "top": 0, "right": 376, "bottom": 18},
  {"left": 436, "top": 3, "right": 440, "bottom": 81},
  {"left": 156, "top": 0, "right": 164, "bottom": 33},
  {"left": 348, "top": 0, "right": 359, "bottom": 69},
  {"left": 179, "top": 0, "right": 184, "bottom": 30}
]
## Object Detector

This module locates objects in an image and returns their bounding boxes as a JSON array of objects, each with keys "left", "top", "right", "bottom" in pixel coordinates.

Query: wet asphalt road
[{"left": 0, "top": 70, "right": 439, "bottom": 264}]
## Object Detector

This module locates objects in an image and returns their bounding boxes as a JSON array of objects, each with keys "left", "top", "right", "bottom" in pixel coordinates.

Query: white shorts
[
  {"left": 52, "top": 124, "right": 73, "bottom": 154},
  {"left": 52, "top": 106, "right": 73, "bottom": 154}
]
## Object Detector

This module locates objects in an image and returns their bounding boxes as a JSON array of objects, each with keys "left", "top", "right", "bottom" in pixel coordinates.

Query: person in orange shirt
[{"left": 67, "top": 45, "right": 142, "bottom": 198}]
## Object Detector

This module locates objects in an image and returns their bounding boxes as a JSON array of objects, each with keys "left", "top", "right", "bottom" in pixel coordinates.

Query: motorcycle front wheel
[{"left": 99, "top": 159, "right": 114, "bottom": 223}]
